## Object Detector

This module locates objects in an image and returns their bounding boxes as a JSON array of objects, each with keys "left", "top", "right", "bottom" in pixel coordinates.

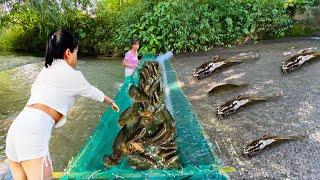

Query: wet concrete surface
[{"left": 171, "top": 38, "right": 320, "bottom": 179}]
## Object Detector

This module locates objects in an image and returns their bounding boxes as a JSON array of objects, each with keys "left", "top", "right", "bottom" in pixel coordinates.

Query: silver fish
[
  {"left": 281, "top": 51, "right": 320, "bottom": 74},
  {"left": 193, "top": 52, "right": 259, "bottom": 80},
  {"left": 217, "top": 92, "right": 282, "bottom": 118},
  {"left": 243, "top": 135, "right": 305, "bottom": 157}
]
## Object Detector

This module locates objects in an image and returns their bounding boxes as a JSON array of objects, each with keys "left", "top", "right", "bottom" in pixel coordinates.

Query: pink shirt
[{"left": 124, "top": 50, "right": 139, "bottom": 69}]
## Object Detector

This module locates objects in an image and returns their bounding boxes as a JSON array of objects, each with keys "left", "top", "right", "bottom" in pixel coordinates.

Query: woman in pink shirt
[{"left": 123, "top": 40, "right": 140, "bottom": 77}]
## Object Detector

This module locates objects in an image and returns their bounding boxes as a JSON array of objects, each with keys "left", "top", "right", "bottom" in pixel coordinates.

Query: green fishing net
[{"left": 61, "top": 55, "right": 227, "bottom": 179}]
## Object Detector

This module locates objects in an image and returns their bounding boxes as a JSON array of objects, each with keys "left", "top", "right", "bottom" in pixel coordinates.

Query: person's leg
[
  {"left": 20, "top": 156, "right": 52, "bottom": 180},
  {"left": 6, "top": 158, "right": 27, "bottom": 180},
  {"left": 6, "top": 121, "right": 27, "bottom": 180},
  {"left": 7, "top": 107, "right": 54, "bottom": 180}
]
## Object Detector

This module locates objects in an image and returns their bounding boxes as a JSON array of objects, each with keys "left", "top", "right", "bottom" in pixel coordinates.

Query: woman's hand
[
  {"left": 111, "top": 102, "right": 120, "bottom": 112},
  {"left": 104, "top": 96, "right": 120, "bottom": 112}
]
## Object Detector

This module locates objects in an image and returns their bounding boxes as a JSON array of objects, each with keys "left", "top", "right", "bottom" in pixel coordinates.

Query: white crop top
[{"left": 26, "top": 59, "right": 105, "bottom": 128}]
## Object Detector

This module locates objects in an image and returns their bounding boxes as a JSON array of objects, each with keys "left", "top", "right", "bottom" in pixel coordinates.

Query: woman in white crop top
[{"left": 5, "top": 30, "right": 119, "bottom": 179}]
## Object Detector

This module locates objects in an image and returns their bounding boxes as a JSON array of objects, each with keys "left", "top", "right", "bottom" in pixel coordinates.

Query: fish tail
[
  {"left": 225, "top": 58, "right": 246, "bottom": 63},
  {"left": 314, "top": 52, "right": 320, "bottom": 57},
  {"left": 279, "top": 135, "right": 306, "bottom": 141},
  {"left": 252, "top": 92, "right": 283, "bottom": 101},
  {"left": 235, "top": 82, "right": 249, "bottom": 86},
  {"left": 267, "top": 92, "right": 283, "bottom": 99}
]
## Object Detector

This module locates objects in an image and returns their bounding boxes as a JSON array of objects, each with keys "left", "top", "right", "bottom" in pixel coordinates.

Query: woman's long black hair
[{"left": 45, "top": 30, "right": 78, "bottom": 68}]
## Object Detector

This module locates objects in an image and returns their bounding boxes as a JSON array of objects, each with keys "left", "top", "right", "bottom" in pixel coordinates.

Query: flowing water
[{"left": 0, "top": 55, "right": 123, "bottom": 171}]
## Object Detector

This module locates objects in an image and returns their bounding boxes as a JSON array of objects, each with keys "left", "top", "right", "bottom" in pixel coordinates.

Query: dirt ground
[{"left": 171, "top": 37, "right": 320, "bottom": 179}]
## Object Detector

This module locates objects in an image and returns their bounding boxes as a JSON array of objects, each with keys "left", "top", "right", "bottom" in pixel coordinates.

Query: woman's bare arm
[{"left": 104, "top": 96, "right": 119, "bottom": 112}]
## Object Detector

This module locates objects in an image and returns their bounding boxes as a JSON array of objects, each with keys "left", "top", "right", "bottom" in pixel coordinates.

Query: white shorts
[
  {"left": 5, "top": 107, "right": 55, "bottom": 162},
  {"left": 125, "top": 68, "right": 135, "bottom": 77}
]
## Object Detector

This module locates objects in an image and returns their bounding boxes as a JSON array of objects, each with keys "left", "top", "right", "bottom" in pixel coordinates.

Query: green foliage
[
  {"left": 1, "top": 1, "right": 69, "bottom": 52},
  {"left": 104, "top": 0, "right": 161, "bottom": 55},
  {"left": 287, "top": 22, "right": 318, "bottom": 37},
  {"left": 114, "top": 0, "right": 292, "bottom": 54},
  {"left": 284, "top": 0, "right": 317, "bottom": 17},
  {"left": 0, "top": 0, "right": 315, "bottom": 56},
  {"left": 284, "top": 0, "right": 317, "bottom": 9},
  {"left": 0, "top": 27, "right": 22, "bottom": 51},
  {"left": 113, "top": 1, "right": 220, "bottom": 54},
  {"left": 0, "top": 0, "right": 111, "bottom": 55},
  {"left": 208, "top": 0, "right": 292, "bottom": 43}
]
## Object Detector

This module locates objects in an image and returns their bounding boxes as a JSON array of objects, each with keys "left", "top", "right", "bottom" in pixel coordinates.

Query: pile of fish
[
  {"left": 103, "top": 61, "right": 180, "bottom": 170},
  {"left": 281, "top": 47, "right": 320, "bottom": 74}
]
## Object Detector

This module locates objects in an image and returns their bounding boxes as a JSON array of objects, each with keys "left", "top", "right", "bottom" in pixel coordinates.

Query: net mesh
[{"left": 61, "top": 55, "right": 227, "bottom": 179}]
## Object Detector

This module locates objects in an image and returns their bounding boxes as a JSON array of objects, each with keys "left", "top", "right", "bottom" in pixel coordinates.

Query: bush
[
  {"left": 0, "top": 0, "right": 113, "bottom": 56},
  {"left": 114, "top": 1, "right": 220, "bottom": 54},
  {"left": 113, "top": 0, "right": 292, "bottom": 54},
  {"left": 284, "top": 0, "right": 318, "bottom": 16},
  {"left": 1, "top": 0, "right": 313, "bottom": 56}
]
